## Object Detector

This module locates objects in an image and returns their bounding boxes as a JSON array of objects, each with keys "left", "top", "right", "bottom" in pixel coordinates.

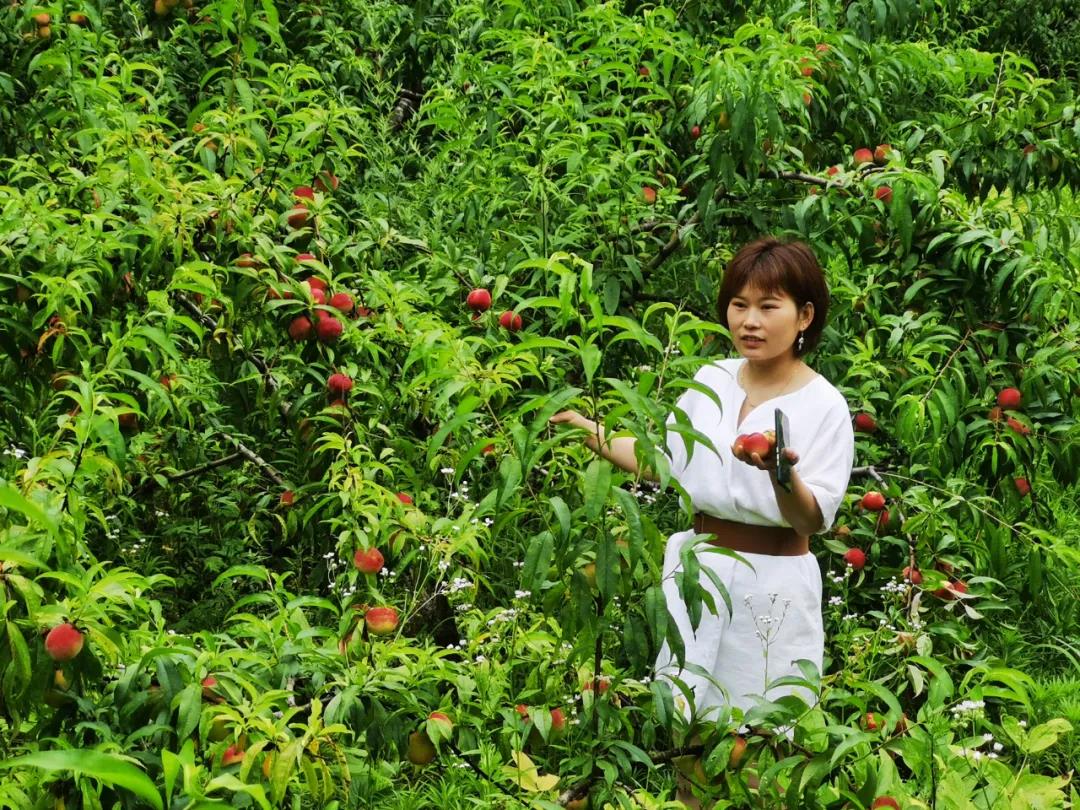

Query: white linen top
[{"left": 662, "top": 357, "right": 855, "bottom": 531}]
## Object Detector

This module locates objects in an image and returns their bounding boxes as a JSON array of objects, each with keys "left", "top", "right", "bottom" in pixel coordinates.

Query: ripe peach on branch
[
  {"left": 365, "top": 606, "right": 399, "bottom": 635},
  {"left": 860, "top": 491, "right": 886, "bottom": 512},
  {"left": 499, "top": 311, "right": 523, "bottom": 331},
  {"left": 996, "top": 387, "right": 1021, "bottom": 409},
  {"left": 853, "top": 147, "right": 874, "bottom": 165},
  {"left": 45, "top": 623, "right": 84, "bottom": 662},
  {"left": 353, "top": 547, "right": 384, "bottom": 574},
  {"left": 843, "top": 548, "right": 867, "bottom": 571},
  {"left": 467, "top": 288, "right": 492, "bottom": 312},
  {"left": 854, "top": 412, "right": 877, "bottom": 432}
]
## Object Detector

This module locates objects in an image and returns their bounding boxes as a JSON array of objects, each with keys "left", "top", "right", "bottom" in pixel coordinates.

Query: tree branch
[
  {"left": 644, "top": 212, "right": 700, "bottom": 274},
  {"left": 130, "top": 451, "right": 245, "bottom": 496},
  {"left": 219, "top": 434, "right": 287, "bottom": 487},
  {"left": 175, "top": 292, "right": 291, "bottom": 419},
  {"left": 850, "top": 465, "right": 888, "bottom": 485},
  {"left": 165, "top": 451, "right": 244, "bottom": 482}
]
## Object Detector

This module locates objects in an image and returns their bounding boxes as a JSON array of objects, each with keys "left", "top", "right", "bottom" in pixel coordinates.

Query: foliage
[{"left": 0, "top": 0, "right": 1078, "bottom": 807}]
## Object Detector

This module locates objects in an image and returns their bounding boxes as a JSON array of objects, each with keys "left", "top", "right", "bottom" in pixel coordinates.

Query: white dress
[{"left": 653, "top": 357, "right": 855, "bottom": 726}]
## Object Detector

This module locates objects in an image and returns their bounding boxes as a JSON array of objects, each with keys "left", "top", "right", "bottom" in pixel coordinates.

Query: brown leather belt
[{"left": 693, "top": 513, "right": 809, "bottom": 557}]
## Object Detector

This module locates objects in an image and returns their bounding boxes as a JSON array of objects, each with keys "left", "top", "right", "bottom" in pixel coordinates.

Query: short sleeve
[{"left": 795, "top": 397, "right": 855, "bottom": 532}]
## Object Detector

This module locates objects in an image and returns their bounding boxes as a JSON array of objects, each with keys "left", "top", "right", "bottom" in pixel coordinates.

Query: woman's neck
[{"left": 741, "top": 354, "right": 804, "bottom": 387}]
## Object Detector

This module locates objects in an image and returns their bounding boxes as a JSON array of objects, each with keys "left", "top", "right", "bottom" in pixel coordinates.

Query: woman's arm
[
  {"left": 769, "top": 463, "right": 824, "bottom": 537},
  {"left": 734, "top": 442, "right": 836, "bottom": 537},
  {"left": 549, "top": 411, "right": 658, "bottom": 481}
]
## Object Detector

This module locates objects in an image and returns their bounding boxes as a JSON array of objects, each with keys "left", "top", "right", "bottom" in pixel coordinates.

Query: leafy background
[{"left": 0, "top": 0, "right": 1078, "bottom": 807}]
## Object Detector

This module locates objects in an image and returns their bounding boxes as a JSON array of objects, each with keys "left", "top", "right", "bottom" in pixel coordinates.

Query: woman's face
[{"left": 727, "top": 284, "right": 813, "bottom": 360}]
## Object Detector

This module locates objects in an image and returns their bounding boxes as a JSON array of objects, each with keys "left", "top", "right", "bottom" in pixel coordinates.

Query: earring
[{"left": 797, "top": 332, "right": 805, "bottom": 352}]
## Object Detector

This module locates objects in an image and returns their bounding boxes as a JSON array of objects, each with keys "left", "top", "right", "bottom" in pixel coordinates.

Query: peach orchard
[{"left": 0, "top": 0, "right": 1078, "bottom": 808}]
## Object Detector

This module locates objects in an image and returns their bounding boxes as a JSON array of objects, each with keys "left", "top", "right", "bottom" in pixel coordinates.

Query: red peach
[
  {"left": 466, "top": 289, "right": 492, "bottom": 312},
  {"left": 996, "top": 387, "right": 1021, "bottom": 409},
  {"left": 498, "top": 311, "right": 523, "bottom": 331},
  {"left": 853, "top": 148, "right": 874, "bottom": 165},
  {"left": 221, "top": 744, "right": 245, "bottom": 766},
  {"left": 329, "top": 292, "right": 354, "bottom": 313},
  {"left": 315, "top": 314, "right": 343, "bottom": 343},
  {"left": 1006, "top": 417, "right": 1030, "bottom": 435},
  {"left": 861, "top": 491, "right": 886, "bottom": 512},
  {"left": 871, "top": 798, "right": 900, "bottom": 809},
  {"left": 287, "top": 205, "right": 309, "bottom": 229},
  {"left": 741, "top": 432, "right": 772, "bottom": 458},
  {"left": 44, "top": 623, "right": 84, "bottom": 662},
  {"left": 933, "top": 579, "right": 968, "bottom": 600},
  {"left": 327, "top": 373, "right": 353, "bottom": 396},
  {"left": 854, "top": 412, "right": 877, "bottom": 432},
  {"left": 314, "top": 170, "right": 339, "bottom": 192},
  {"left": 365, "top": 606, "right": 399, "bottom": 635},
  {"left": 288, "top": 316, "right": 313, "bottom": 341},
  {"left": 843, "top": 548, "right": 867, "bottom": 571},
  {"left": 353, "top": 547, "right": 384, "bottom": 574},
  {"left": 201, "top": 676, "right": 222, "bottom": 702}
]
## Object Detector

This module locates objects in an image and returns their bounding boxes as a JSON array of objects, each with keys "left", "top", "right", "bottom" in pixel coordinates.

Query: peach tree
[{"left": 0, "top": 0, "right": 1078, "bottom": 807}]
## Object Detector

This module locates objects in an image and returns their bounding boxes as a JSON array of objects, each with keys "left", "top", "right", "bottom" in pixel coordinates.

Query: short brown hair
[{"left": 716, "top": 237, "right": 829, "bottom": 357}]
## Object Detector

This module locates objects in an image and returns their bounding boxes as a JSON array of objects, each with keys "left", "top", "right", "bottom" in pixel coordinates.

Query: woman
[{"left": 550, "top": 237, "right": 854, "bottom": 801}]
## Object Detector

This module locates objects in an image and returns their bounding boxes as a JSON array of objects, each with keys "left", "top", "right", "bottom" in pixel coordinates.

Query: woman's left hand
[{"left": 732, "top": 441, "right": 800, "bottom": 473}]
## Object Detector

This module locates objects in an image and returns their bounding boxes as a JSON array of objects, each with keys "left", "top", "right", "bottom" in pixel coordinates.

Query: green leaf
[
  {"left": 0, "top": 750, "right": 163, "bottom": 810},
  {"left": 644, "top": 585, "right": 669, "bottom": 648},
  {"left": 176, "top": 682, "right": 201, "bottom": 741},
  {"left": 649, "top": 676, "right": 675, "bottom": 730},
  {"left": 426, "top": 396, "right": 481, "bottom": 470},
  {"left": 622, "top": 614, "right": 649, "bottom": 669},
  {"left": 521, "top": 531, "right": 553, "bottom": 595},
  {"left": 502, "top": 751, "right": 559, "bottom": 792},
  {"left": 612, "top": 487, "right": 644, "bottom": 568},
  {"left": 6, "top": 621, "right": 31, "bottom": 693},
  {"left": 0, "top": 546, "right": 46, "bottom": 570},
  {"left": 596, "top": 533, "right": 619, "bottom": 600},
  {"left": 1023, "top": 718, "right": 1072, "bottom": 754},
  {"left": 496, "top": 455, "right": 523, "bottom": 510},
  {"left": 0, "top": 484, "right": 58, "bottom": 535},
  {"left": 212, "top": 566, "right": 270, "bottom": 588},
  {"left": 161, "top": 748, "right": 181, "bottom": 804},
  {"left": 1009, "top": 772, "right": 1070, "bottom": 809},
  {"left": 547, "top": 496, "right": 571, "bottom": 543},
  {"left": 580, "top": 343, "right": 602, "bottom": 387},
  {"left": 677, "top": 541, "right": 704, "bottom": 631},
  {"left": 583, "top": 458, "right": 612, "bottom": 521}
]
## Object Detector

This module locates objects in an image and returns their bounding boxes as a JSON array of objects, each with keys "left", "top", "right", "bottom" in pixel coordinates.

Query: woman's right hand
[
  {"left": 550, "top": 410, "right": 649, "bottom": 478},
  {"left": 549, "top": 410, "right": 590, "bottom": 430}
]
